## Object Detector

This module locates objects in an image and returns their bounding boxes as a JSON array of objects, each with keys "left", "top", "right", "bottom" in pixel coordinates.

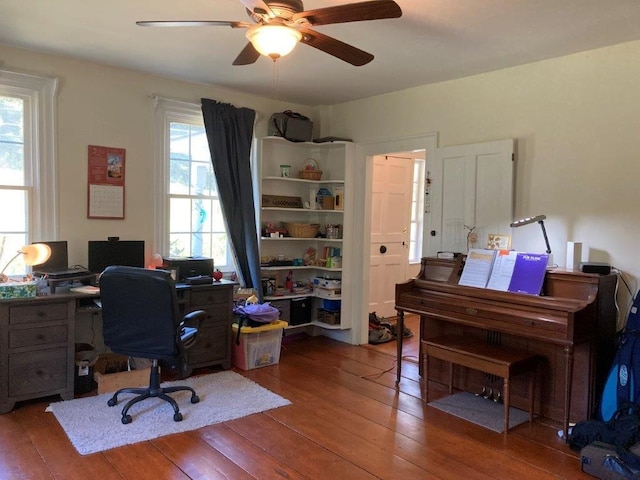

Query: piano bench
[{"left": 422, "top": 335, "right": 539, "bottom": 433}]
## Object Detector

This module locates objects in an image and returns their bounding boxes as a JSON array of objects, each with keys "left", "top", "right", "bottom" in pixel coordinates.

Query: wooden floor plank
[
  {"left": 253, "top": 349, "right": 561, "bottom": 480},
  {"left": 194, "top": 423, "right": 310, "bottom": 480},
  {"left": 0, "top": 318, "right": 593, "bottom": 479}
]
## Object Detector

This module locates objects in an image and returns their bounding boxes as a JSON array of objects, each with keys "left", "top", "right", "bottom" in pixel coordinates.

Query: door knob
[{"left": 380, "top": 245, "right": 387, "bottom": 254}]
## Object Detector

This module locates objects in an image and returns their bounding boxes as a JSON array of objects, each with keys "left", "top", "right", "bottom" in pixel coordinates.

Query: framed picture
[{"left": 487, "top": 233, "right": 511, "bottom": 250}]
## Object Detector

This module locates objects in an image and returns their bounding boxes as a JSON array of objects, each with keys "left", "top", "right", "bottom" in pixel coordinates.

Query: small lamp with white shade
[{"left": 0, "top": 243, "right": 52, "bottom": 283}]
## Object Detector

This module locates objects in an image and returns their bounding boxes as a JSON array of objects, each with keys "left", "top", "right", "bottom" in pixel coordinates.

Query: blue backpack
[{"left": 599, "top": 293, "right": 640, "bottom": 421}]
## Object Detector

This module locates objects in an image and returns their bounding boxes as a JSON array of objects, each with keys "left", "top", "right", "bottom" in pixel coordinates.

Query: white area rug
[
  {"left": 46, "top": 371, "right": 291, "bottom": 455},
  {"left": 429, "top": 391, "right": 530, "bottom": 433}
]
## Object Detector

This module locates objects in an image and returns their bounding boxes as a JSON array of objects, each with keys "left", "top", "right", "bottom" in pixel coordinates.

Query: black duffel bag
[
  {"left": 268, "top": 110, "right": 313, "bottom": 142},
  {"left": 569, "top": 403, "right": 640, "bottom": 452}
]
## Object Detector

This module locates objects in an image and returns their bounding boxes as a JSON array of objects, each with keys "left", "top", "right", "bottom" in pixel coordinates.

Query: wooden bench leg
[
  {"left": 503, "top": 377, "right": 510, "bottom": 434},
  {"left": 528, "top": 364, "right": 536, "bottom": 423},
  {"left": 424, "top": 350, "right": 429, "bottom": 402},
  {"left": 448, "top": 361, "right": 454, "bottom": 395}
]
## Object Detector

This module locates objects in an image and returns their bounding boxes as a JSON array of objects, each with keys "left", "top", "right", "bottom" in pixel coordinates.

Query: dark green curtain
[{"left": 201, "top": 99, "right": 261, "bottom": 293}]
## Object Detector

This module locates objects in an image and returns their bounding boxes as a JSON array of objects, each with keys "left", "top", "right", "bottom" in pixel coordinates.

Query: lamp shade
[
  {"left": 21, "top": 243, "right": 51, "bottom": 266},
  {"left": 0, "top": 243, "right": 51, "bottom": 282},
  {"left": 246, "top": 24, "right": 302, "bottom": 59}
]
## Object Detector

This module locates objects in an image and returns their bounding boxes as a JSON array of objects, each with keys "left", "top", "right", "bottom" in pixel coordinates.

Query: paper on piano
[
  {"left": 486, "top": 250, "right": 519, "bottom": 291},
  {"left": 458, "top": 249, "right": 497, "bottom": 288}
]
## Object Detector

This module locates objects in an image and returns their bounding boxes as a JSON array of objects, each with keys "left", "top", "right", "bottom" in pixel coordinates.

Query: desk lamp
[
  {"left": 0, "top": 243, "right": 51, "bottom": 282},
  {"left": 510, "top": 215, "right": 553, "bottom": 266}
]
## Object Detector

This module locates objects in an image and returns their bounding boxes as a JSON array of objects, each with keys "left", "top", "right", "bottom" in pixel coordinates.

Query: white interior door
[
  {"left": 427, "top": 139, "right": 514, "bottom": 256},
  {"left": 369, "top": 154, "right": 414, "bottom": 318}
]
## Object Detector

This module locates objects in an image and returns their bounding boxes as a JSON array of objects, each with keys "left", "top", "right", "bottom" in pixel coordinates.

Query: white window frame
[
  {"left": 0, "top": 69, "right": 58, "bottom": 244},
  {"left": 152, "top": 97, "right": 233, "bottom": 268},
  {"left": 409, "top": 158, "right": 426, "bottom": 264}
]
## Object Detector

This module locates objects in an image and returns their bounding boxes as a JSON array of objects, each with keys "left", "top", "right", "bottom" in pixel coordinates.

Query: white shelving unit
[{"left": 256, "top": 136, "right": 354, "bottom": 330}]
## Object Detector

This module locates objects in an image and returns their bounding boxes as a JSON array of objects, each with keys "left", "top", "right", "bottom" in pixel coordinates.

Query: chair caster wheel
[
  {"left": 107, "top": 398, "right": 117, "bottom": 407},
  {"left": 173, "top": 412, "right": 183, "bottom": 422},
  {"left": 191, "top": 395, "right": 200, "bottom": 404},
  {"left": 121, "top": 415, "right": 132, "bottom": 424}
]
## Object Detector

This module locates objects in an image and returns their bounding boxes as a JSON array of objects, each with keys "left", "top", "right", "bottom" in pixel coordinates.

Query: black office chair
[{"left": 100, "top": 266, "right": 207, "bottom": 424}]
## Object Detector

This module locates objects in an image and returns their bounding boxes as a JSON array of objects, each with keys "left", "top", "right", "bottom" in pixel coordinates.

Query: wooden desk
[{"left": 0, "top": 279, "right": 235, "bottom": 413}]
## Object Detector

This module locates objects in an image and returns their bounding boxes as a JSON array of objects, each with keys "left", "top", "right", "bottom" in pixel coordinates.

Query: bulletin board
[{"left": 87, "top": 145, "right": 126, "bottom": 219}]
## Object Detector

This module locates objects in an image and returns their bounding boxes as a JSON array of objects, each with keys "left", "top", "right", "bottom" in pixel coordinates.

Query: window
[
  {"left": 408, "top": 158, "right": 426, "bottom": 263},
  {"left": 153, "top": 98, "right": 232, "bottom": 270},
  {"left": 0, "top": 70, "right": 57, "bottom": 276}
]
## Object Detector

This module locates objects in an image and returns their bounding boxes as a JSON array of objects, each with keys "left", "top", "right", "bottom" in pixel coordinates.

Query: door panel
[
  {"left": 369, "top": 155, "right": 414, "bottom": 318},
  {"left": 428, "top": 139, "right": 514, "bottom": 256}
]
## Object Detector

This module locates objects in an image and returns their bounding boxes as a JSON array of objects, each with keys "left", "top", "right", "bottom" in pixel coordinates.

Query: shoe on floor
[
  {"left": 369, "top": 311, "right": 382, "bottom": 325},
  {"left": 381, "top": 321, "right": 414, "bottom": 338},
  {"left": 368, "top": 325, "right": 394, "bottom": 344}
]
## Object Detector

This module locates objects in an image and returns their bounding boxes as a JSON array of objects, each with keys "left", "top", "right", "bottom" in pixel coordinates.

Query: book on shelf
[{"left": 459, "top": 248, "right": 548, "bottom": 295}]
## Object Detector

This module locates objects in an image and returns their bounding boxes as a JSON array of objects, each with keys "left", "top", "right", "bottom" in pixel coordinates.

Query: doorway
[
  {"left": 368, "top": 151, "right": 424, "bottom": 319},
  {"left": 350, "top": 133, "right": 438, "bottom": 346}
]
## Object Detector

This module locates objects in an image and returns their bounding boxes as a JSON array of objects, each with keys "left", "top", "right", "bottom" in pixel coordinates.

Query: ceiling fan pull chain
[{"left": 272, "top": 58, "right": 280, "bottom": 107}]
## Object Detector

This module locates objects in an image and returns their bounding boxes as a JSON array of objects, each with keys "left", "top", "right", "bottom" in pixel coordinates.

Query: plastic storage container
[{"left": 232, "top": 320, "right": 287, "bottom": 370}]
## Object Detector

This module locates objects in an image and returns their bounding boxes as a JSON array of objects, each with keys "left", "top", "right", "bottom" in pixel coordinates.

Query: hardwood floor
[{"left": 0, "top": 315, "right": 589, "bottom": 479}]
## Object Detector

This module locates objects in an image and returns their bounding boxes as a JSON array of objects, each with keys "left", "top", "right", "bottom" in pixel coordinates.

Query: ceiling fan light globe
[{"left": 246, "top": 24, "right": 301, "bottom": 58}]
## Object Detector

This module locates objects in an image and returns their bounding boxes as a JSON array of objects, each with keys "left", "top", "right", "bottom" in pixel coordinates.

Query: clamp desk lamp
[
  {"left": 0, "top": 243, "right": 52, "bottom": 283},
  {"left": 510, "top": 215, "right": 553, "bottom": 267}
]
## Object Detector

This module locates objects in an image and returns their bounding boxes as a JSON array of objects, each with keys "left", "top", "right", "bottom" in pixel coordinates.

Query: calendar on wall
[{"left": 87, "top": 145, "right": 126, "bottom": 219}]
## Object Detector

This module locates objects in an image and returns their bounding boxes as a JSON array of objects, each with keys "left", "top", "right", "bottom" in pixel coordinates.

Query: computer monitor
[
  {"left": 88, "top": 240, "right": 145, "bottom": 274},
  {"left": 32, "top": 240, "right": 69, "bottom": 273}
]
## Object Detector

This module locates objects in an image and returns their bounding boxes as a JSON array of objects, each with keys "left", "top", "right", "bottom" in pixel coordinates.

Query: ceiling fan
[{"left": 136, "top": 0, "right": 402, "bottom": 66}]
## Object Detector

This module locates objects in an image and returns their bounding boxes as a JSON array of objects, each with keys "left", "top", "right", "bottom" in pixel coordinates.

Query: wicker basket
[
  {"left": 298, "top": 170, "right": 323, "bottom": 180},
  {"left": 298, "top": 158, "right": 322, "bottom": 180},
  {"left": 286, "top": 223, "right": 320, "bottom": 238}
]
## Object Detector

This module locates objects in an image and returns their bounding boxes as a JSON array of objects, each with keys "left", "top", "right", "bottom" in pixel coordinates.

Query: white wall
[
  {"left": 324, "top": 39, "right": 640, "bottom": 314},
  {"left": 0, "top": 44, "right": 318, "bottom": 268},
  {"left": 3, "top": 39, "right": 640, "bottom": 337}
]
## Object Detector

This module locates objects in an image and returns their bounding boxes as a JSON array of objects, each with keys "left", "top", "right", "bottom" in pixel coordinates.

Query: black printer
[{"left": 161, "top": 256, "right": 213, "bottom": 282}]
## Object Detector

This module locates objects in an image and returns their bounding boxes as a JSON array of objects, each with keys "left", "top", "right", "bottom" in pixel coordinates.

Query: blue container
[{"left": 323, "top": 299, "right": 341, "bottom": 311}]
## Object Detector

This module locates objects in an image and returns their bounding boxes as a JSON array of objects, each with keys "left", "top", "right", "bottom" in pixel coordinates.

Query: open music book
[{"left": 459, "top": 248, "right": 548, "bottom": 295}]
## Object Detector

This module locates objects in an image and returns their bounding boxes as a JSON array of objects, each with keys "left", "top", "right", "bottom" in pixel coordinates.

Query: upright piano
[{"left": 395, "top": 256, "right": 617, "bottom": 435}]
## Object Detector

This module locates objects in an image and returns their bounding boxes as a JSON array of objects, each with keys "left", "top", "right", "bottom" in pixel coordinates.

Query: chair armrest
[{"left": 178, "top": 309, "right": 208, "bottom": 349}]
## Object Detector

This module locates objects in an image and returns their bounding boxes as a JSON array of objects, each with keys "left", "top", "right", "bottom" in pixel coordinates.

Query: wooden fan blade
[
  {"left": 233, "top": 42, "right": 261, "bottom": 65},
  {"left": 293, "top": 0, "right": 401, "bottom": 26},
  {"left": 136, "top": 20, "right": 250, "bottom": 28},
  {"left": 299, "top": 28, "right": 373, "bottom": 66},
  {"left": 239, "top": 0, "right": 275, "bottom": 17}
]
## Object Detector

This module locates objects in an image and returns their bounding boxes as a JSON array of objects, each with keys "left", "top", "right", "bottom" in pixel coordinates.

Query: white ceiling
[{"left": 2, "top": 0, "right": 640, "bottom": 106}]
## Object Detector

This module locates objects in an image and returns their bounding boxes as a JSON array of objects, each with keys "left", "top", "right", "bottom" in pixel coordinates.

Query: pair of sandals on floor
[{"left": 368, "top": 312, "right": 413, "bottom": 344}]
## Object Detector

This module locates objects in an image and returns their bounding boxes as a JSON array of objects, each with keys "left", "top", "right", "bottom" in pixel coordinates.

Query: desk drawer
[
  {"left": 8, "top": 348, "right": 68, "bottom": 397},
  {"left": 186, "top": 324, "right": 229, "bottom": 367},
  {"left": 9, "top": 303, "right": 69, "bottom": 325},
  {"left": 9, "top": 325, "right": 68, "bottom": 349},
  {"left": 189, "top": 288, "right": 231, "bottom": 307}
]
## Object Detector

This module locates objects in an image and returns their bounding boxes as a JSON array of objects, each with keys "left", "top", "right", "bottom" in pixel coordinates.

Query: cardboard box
[
  {"left": 0, "top": 281, "right": 36, "bottom": 299},
  {"left": 93, "top": 354, "right": 151, "bottom": 394}
]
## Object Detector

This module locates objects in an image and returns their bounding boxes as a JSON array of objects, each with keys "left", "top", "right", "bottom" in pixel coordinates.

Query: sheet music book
[
  {"left": 486, "top": 250, "right": 518, "bottom": 291},
  {"left": 458, "top": 249, "right": 497, "bottom": 288},
  {"left": 506, "top": 253, "right": 548, "bottom": 295},
  {"left": 459, "top": 249, "right": 548, "bottom": 295}
]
